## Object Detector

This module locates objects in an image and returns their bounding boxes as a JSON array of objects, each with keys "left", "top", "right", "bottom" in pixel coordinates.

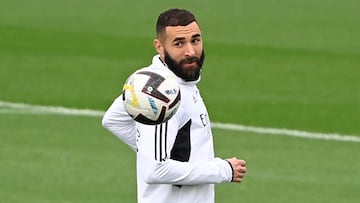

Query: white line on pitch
[
  {"left": 0, "top": 100, "right": 103, "bottom": 117},
  {"left": 211, "top": 123, "right": 360, "bottom": 143},
  {"left": 1, "top": 100, "right": 359, "bottom": 143}
]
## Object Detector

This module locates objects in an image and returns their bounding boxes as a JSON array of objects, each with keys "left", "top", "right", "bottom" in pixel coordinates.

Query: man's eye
[
  {"left": 192, "top": 39, "right": 200, "bottom": 44},
  {"left": 175, "top": 42, "right": 183, "bottom": 47}
]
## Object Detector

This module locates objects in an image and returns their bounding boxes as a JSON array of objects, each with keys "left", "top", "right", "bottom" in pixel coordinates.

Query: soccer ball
[{"left": 122, "top": 69, "right": 181, "bottom": 125}]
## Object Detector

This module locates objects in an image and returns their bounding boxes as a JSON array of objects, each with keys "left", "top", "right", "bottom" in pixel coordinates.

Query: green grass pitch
[{"left": 1, "top": 0, "right": 360, "bottom": 202}]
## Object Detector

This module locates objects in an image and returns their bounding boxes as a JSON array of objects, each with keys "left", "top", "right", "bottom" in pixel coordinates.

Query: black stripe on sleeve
[
  {"left": 154, "top": 125, "right": 158, "bottom": 161},
  {"left": 159, "top": 124, "right": 163, "bottom": 161},
  {"left": 154, "top": 123, "right": 168, "bottom": 162},
  {"left": 164, "top": 122, "right": 168, "bottom": 160}
]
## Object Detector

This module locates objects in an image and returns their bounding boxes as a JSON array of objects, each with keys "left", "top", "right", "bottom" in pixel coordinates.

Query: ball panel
[
  {"left": 169, "top": 90, "right": 181, "bottom": 109},
  {"left": 134, "top": 106, "right": 167, "bottom": 125},
  {"left": 137, "top": 71, "right": 170, "bottom": 103}
]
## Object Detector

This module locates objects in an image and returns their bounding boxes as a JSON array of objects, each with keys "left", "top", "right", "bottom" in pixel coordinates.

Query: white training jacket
[{"left": 102, "top": 55, "right": 233, "bottom": 203}]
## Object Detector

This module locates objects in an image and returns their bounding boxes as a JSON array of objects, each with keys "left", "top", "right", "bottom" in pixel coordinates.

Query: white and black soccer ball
[{"left": 122, "top": 69, "right": 181, "bottom": 125}]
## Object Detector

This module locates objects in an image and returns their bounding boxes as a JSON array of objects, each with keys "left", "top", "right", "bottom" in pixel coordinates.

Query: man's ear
[{"left": 154, "top": 39, "right": 165, "bottom": 59}]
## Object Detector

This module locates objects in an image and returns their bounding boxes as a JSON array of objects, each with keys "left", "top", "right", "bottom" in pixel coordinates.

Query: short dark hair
[{"left": 156, "top": 8, "right": 198, "bottom": 38}]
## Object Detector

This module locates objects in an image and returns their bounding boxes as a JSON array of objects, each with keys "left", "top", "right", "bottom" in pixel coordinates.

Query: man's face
[{"left": 155, "top": 22, "right": 205, "bottom": 81}]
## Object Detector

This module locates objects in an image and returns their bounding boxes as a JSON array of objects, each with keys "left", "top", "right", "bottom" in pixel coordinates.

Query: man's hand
[{"left": 226, "top": 157, "right": 247, "bottom": 183}]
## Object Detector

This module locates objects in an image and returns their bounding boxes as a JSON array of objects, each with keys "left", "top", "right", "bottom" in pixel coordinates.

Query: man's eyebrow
[
  {"left": 173, "top": 37, "right": 185, "bottom": 42},
  {"left": 192, "top": 33, "right": 201, "bottom": 38},
  {"left": 172, "top": 34, "right": 201, "bottom": 43}
]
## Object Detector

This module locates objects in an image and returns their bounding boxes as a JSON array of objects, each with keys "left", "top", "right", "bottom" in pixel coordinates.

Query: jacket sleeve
[
  {"left": 102, "top": 95, "right": 137, "bottom": 152},
  {"left": 136, "top": 117, "right": 233, "bottom": 185},
  {"left": 139, "top": 155, "right": 233, "bottom": 185}
]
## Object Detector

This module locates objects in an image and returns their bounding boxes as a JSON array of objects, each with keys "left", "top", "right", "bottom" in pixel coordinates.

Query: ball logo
[{"left": 165, "top": 89, "right": 178, "bottom": 95}]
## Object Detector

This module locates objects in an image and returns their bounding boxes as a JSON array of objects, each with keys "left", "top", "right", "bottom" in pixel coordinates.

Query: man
[{"left": 102, "top": 8, "right": 247, "bottom": 203}]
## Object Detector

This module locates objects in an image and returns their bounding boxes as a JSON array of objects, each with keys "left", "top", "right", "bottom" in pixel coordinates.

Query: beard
[{"left": 164, "top": 50, "right": 205, "bottom": 81}]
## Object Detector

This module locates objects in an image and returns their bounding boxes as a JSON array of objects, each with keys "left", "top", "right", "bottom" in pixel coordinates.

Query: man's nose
[{"left": 184, "top": 44, "right": 196, "bottom": 57}]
